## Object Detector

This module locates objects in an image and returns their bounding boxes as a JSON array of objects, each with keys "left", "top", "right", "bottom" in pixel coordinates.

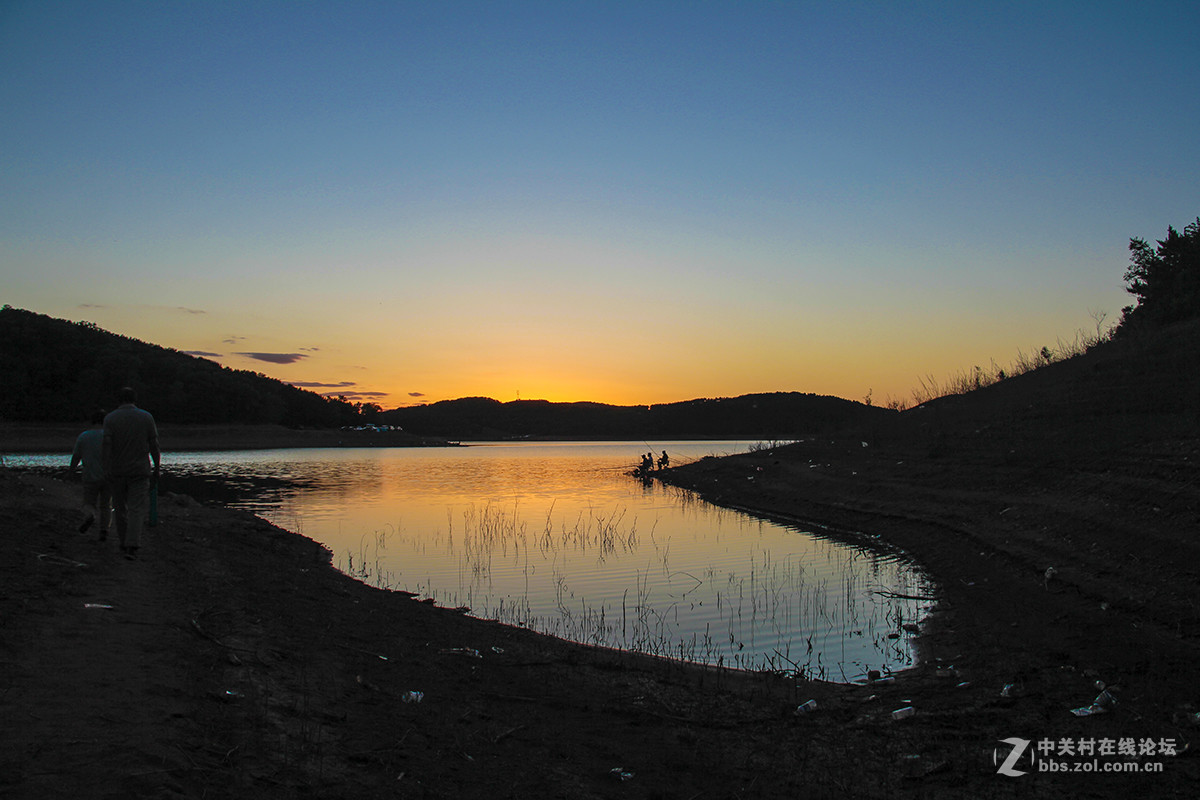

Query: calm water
[{"left": 8, "top": 441, "right": 933, "bottom": 680}]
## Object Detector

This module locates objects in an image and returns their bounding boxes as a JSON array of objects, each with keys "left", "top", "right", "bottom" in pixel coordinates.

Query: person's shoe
[{"left": 78, "top": 517, "right": 94, "bottom": 534}]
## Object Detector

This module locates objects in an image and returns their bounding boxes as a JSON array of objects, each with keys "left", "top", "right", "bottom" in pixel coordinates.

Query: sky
[{"left": 2, "top": 1, "right": 1197, "bottom": 409}]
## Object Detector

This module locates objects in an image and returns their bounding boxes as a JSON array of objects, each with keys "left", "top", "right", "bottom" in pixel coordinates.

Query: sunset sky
[{"left": 2, "top": 1, "right": 1196, "bottom": 408}]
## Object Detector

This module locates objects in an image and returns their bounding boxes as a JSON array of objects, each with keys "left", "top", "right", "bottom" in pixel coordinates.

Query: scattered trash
[
  {"left": 1000, "top": 683, "right": 1017, "bottom": 698},
  {"left": 1071, "top": 689, "right": 1117, "bottom": 716},
  {"left": 1044, "top": 566, "right": 1057, "bottom": 589},
  {"left": 440, "top": 647, "right": 482, "bottom": 658},
  {"left": 1071, "top": 705, "right": 1108, "bottom": 717},
  {"left": 795, "top": 700, "right": 818, "bottom": 714},
  {"left": 956, "top": 681, "right": 972, "bottom": 689},
  {"left": 1094, "top": 680, "right": 1106, "bottom": 691},
  {"left": 935, "top": 666, "right": 956, "bottom": 677},
  {"left": 83, "top": 603, "right": 114, "bottom": 609},
  {"left": 402, "top": 691, "right": 424, "bottom": 704},
  {"left": 223, "top": 690, "right": 243, "bottom": 701},
  {"left": 892, "top": 706, "right": 916, "bottom": 720},
  {"left": 609, "top": 767, "right": 635, "bottom": 781},
  {"left": 491, "top": 646, "right": 505, "bottom": 655},
  {"left": 39, "top": 553, "right": 87, "bottom": 568}
]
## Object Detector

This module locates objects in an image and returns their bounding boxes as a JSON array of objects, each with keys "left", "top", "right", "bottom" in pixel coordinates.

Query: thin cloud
[
  {"left": 78, "top": 303, "right": 107, "bottom": 309},
  {"left": 408, "top": 392, "right": 425, "bottom": 398},
  {"left": 183, "top": 350, "right": 222, "bottom": 358},
  {"left": 320, "top": 390, "right": 389, "bottom": 399},
  {"left": 236, "top": 352, "right": 307, "bottom": 365},
  {"left": 222, "top": 335, "right": 246, "bottom": 345},
  {"left": 290, "top": 381, "right": 356, "bottom": 388},
  {"left": 176, "top": 307, "right": 206, "bottom": 314}
]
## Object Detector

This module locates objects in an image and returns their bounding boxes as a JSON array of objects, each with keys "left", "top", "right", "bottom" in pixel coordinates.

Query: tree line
[{"left": 0, "top": 307, "right": 366, "bottom": 427}]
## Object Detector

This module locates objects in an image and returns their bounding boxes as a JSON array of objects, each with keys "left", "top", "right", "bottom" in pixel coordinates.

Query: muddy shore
[{"left": 2, "top": 416, "right": 1198, "bottom": 797}]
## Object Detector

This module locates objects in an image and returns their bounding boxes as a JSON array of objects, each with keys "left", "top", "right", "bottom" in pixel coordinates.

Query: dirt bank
[
  {"left": 4, "top": 432, "right": 1197, "bottom": 799},
  {"left": 0, "top": 422, "right": 454, "bottom": 454}
]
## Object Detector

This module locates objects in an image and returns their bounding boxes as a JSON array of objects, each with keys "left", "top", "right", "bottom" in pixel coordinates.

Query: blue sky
[{"left": 2, "top": 1, "right": 1197, "bottom": 406}]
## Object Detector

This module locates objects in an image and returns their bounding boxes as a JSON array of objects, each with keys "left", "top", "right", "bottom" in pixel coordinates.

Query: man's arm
[
  {"left": 150, "top": 435, "right": 161, "bottom": 480},
  {"left": 102, "top": 429, "right": 113, "bottom": 479}
]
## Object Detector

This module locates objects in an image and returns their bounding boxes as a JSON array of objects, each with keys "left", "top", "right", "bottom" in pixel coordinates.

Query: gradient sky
[{"left": 3, "top": 1, "right": 1197, "bottom": 408}]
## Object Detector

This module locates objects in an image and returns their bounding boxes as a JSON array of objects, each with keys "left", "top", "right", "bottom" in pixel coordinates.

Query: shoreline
[
  {"left": 0, "top": 421, "right": 458, "bottom": 453},
  {"left": 3, "top": 430, "right": 1196, "bottom": 796}
]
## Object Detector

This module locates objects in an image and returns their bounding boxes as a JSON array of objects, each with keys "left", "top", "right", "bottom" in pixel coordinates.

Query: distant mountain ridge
[
  {"left": 379, "top": 394, "right": 892, "bottom": 440},
  {"left": 0, "top": 307, "right": 888, "bottom": 438}
]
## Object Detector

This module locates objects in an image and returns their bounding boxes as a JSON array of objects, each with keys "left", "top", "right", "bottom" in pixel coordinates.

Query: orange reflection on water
[{"left": 206, "top": 442, "right": 931, "bottom": 681}]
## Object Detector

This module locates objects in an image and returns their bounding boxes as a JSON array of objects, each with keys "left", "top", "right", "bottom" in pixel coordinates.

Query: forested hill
[
  {"left": 0, "top": 307, "right": 362, "bottom": 427},
  {"left": 379, "top": 394, "right": 892, "bottom": 440},
  {"left": 0, "top": 307, "right": 889, "bottom": 437}
]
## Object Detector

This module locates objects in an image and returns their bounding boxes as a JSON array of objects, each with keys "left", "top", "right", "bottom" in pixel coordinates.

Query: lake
[{"left": 6, "top": 440, "right": 933, "bottom": 681}]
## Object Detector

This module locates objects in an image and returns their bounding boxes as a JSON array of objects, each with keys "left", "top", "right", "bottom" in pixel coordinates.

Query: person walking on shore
[
  {"left": 103, "top": 387, "right": 160, "bottom": 560},
  {"left": 70, "top": 410, "right": 110, "bottom": 540}
]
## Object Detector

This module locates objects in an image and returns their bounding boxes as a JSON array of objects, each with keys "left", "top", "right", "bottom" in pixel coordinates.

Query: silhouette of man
[
  {"left": 103, "top": 387, "right": 160, "bottom": 560},
  {"left": 70, "top": 410, "right": 110, "bottom": 540},
  {"left": 658, "top": 450, "right": 669, "bottom": 470}
]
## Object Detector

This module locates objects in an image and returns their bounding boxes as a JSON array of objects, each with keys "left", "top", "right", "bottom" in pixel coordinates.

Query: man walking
[
  {"left": 103, "top": 387, "right": 160, "bottom": 560},
  {"left": 70, "top": 410, "right": 110, "bottom": 540}
]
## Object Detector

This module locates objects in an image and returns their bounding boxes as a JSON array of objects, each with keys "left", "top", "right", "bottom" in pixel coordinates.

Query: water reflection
[{"left": 9, "top": 441, "right": 933, "bottom": 680}]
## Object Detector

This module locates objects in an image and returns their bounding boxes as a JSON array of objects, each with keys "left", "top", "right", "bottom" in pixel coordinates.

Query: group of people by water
[
  {"left": 68, "top": 386, "right": 161, "bottom": 560},
  {"left": 638, "top": 450, "right": 670, "bottom": 474}
]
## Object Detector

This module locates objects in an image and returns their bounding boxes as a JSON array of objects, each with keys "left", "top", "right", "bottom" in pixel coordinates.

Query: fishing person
[
  {"left": 658, "top": 450, "right": 669, "bottom": 470},
  {"left": 70, "top": 409, "right": 110, "bottom": 540},
  {"left": 103, "top": 387, "right": 160, "bottom": 561}
]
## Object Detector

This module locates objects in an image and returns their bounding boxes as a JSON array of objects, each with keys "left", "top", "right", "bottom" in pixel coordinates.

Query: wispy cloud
[
  {"left": 289, "top": 381, "right": 356, "bottom": 389},
  {"left": 222, "top": 335, "right": 246, "bottom": 345},
  {"left": 176, "top": 307, "right": 206, "bottom": 314},
  {"left": 321, "top": 390, "right": 389, "bottom": 399},
  {"left": 183, "top": 350, "right": 222, "bottom": 358},
  {"left": 236, "top": 352, "right": 308, "bottom": 365},
  {"left": 408, "top": 392, "right": 425, "bottom": 398},
  {"left": 78, "top": 303, "right": 107, "bottom": 310}
]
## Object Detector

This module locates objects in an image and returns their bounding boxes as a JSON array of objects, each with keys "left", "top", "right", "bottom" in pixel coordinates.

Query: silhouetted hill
[
  {"left": 828, "top": 315, "right": 1200, "bottom": 466},
  {"left": 379, "top": 393, "right": 893, "bottom": 440},
  {"left": 0, "top": 307, "right": 889, "bottom": 438},
  {"left": 0, "top": 307, "right": 361, "bottom": 427}
]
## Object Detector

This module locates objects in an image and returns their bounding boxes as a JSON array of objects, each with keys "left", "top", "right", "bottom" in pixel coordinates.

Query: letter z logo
[{"left": 995, "top": 737, "right": 1032, "bottom": 776}]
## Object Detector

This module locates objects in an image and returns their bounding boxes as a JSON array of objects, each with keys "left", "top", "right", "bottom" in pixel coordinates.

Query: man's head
[{"left": 118, "top": 386, "right": 137, "bottom": 404}]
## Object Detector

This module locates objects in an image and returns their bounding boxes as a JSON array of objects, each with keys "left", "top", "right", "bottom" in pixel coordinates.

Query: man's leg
[
  {"left": 97, "top": 483, "right": 112, "bottom": 540},
  {"left": 111, "top": 477, "right": 130, "bottom": 548},
  {"left": 79, "top": 482, "right": 98, "bottom": 533},
  {"left": 124, "top": 476, "right": 150, "bottom": 554}
]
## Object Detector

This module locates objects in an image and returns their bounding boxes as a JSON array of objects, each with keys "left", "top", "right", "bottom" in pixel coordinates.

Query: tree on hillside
[{"left": 1118, "top": 217, "right": 1200, "bottom": 332}]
